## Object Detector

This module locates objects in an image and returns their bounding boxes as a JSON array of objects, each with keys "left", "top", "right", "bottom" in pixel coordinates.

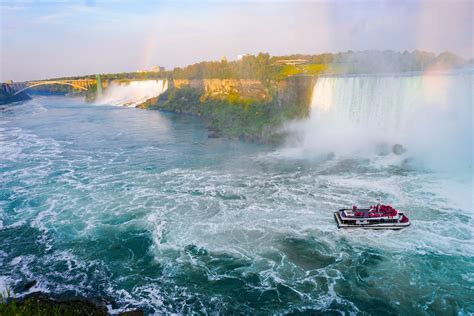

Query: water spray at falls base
[{"left": 284, "top": 70, "right": 472, "bottom": 172}]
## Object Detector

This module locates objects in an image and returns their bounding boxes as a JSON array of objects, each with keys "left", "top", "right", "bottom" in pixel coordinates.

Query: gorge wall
[
  {"left": 172, "top": 79, "right": 272, "bottom": 101},
  {"left": 137, "top": 76, "right": 316, "bottom": 142},
  {"left": 168, "top": 77, "right": 316, "bottom": 105}
]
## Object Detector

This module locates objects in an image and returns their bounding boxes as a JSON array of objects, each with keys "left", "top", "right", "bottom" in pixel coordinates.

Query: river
[{"left": 0, "top": 72, "right": 473, "bottom": 314}]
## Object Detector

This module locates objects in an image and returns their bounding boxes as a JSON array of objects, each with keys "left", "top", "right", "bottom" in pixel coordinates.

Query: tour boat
[{"left": 334, "top": 204, "right": 410, "bottom": 230}]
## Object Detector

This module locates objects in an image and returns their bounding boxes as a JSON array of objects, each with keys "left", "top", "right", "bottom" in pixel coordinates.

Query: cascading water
[
  {"left": 288, "top": 69, "right": 473, "bottom": 171},
  {"left": 311, "top": 75, "right": 426, "bottom": 132},
  {"left": 95, "top": 79, "right": 168, "bottom": 107}
]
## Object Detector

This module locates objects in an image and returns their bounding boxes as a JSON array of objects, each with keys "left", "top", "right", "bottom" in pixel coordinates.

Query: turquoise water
[{"left": 0, "top": 97, "right": 472, "bottom": 314}]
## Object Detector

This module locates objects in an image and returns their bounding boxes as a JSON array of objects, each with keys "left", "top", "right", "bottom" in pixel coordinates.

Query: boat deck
[{"left": 334, "top": 211, "right": 410, "bottom": 230}]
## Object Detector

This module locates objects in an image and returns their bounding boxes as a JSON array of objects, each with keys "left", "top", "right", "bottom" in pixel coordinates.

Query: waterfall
[
  {"left": 95, "top": 80, "right": 168, "bottom": 107},
  {"left": 288, "top": 69, "right": 473, "bottom": 171},
  {"left": 311, "top": 76, "right": 426, "bottom": 132}
]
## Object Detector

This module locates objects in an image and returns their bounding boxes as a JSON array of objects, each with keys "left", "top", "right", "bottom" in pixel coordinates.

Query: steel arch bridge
[{"left": 13, "top": 80, "right": 95, "bottom": 95}]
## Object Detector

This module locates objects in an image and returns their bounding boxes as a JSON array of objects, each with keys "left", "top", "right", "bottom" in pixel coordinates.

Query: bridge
[
  {"left": 11, "top": 79, "right": 97, "bottom": 95},
  {"left": 1, "top": 77, "right": 103, "bottom": 97}
]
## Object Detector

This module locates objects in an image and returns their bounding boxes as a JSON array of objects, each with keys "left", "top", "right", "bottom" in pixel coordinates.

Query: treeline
[
  {"left": 170, "top": 50, "right": 468, "bottom": 80},
  {"left": 172, "top": 53, "right": 282, "bottom": 81},
  {"left": 43, "top": 50, "right": 469, "bottom": 82},
  {"left": 329, "top": 50, "right": 467, "bottom": 73}
]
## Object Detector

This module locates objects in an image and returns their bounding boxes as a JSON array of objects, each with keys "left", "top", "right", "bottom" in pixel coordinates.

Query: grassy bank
[
  {"left": 0, "top": 290, "right": 143, "bottom": 316},
  {"left": 0, "top": 290, "right": 106, "bottom": 316}
]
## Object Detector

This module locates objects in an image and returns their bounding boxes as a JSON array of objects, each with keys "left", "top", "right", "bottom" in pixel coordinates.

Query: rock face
[
  {"left": 172, "top": 79, "right": 271, "bottom": 101},
  {"left": 13, "top": 280, "right": 37, "bottom": 293},
  {"left": 169, "top": 77, "right": 316, "bottom": 108},
  {"left": 392, "top": 144, "right": 407, "bottom": 155},
  {"left": 275, "top": 76, "right": 317, "bottom": 114}
]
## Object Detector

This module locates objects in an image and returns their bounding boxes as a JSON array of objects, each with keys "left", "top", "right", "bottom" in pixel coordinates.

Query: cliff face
[
  {"left": 172, "top": 79, "right": 272, "bottom": 101},
  {"left": 139, "top": 76, "right": 316, "bottom": 143},
  {"left": 275, "top": 76, "right": 316, "bottom": 115},
  {"left": 169, "top": 77, "right": 315, "bottom": 106}
]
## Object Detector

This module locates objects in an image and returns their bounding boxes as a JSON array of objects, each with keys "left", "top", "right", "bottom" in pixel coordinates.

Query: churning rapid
[
  {"left": 0, "top": 69, "right": 473, "bottom": 314},
  {"left": 95, "top": 80, "right": 168, "bottom": 107}
]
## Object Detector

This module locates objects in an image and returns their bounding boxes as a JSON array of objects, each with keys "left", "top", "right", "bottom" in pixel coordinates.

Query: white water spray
[
  {"left": 95, "top": 80, "right": 168, "bottom": 107},
  {"left": 285, "top": 69, "right": 473, "bottom": 171}
]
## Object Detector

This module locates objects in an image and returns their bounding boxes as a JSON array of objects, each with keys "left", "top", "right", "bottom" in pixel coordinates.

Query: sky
[{"left": 1, "top": 0, "right": 473, "bottom": 81}]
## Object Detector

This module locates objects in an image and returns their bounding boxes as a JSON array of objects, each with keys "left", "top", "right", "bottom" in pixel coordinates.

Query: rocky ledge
[{"left": 1, "top": 291, "right": 144, "bottom": 316}]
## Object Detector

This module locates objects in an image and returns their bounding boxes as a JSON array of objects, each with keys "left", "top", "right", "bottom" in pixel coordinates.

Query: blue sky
[{"left": 1, "top": 0, "right": 472, "bottom": 81}]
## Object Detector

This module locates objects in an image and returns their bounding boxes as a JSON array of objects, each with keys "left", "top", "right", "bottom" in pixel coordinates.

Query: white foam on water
[
  {"left": 0, "top": 125, "right": 63, "bottom": 165},
  {"left": 105, "top": 285, "right": 166, "bottom": 314},
  {"left": 95, "top": 80, "right": 168, "bottom": 107}
]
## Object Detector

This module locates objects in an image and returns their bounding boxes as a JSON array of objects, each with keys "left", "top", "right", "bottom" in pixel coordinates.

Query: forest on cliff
[{"left": 46, "top": 50, "right": 469, "bottom": 82}]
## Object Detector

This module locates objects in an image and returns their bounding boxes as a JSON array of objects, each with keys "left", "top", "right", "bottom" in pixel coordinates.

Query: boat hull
[{"left": 334, "top": 212, "right": 410, "bottom": 230}]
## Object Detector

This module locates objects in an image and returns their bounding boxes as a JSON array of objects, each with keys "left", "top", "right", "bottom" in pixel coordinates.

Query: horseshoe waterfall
[{"left": 292, "top": 70, "right": 473, "bottom": 172}]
